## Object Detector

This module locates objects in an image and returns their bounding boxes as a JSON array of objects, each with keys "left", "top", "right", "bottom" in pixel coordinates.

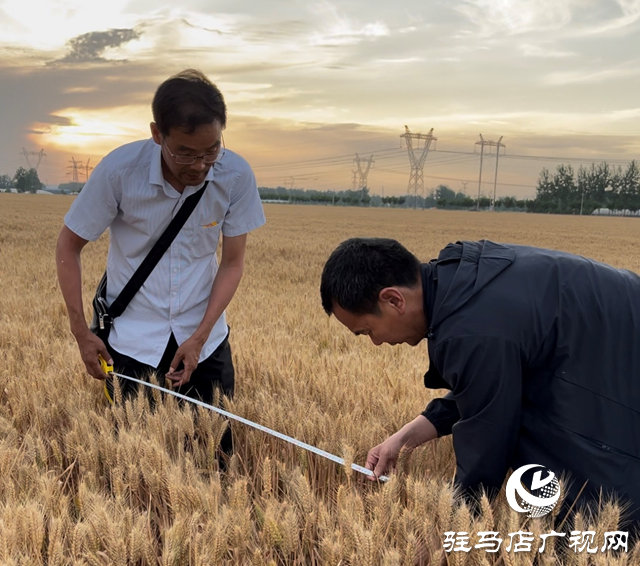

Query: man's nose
[{"left": 191, "top": 158, "right": 208, "bottom": 171}]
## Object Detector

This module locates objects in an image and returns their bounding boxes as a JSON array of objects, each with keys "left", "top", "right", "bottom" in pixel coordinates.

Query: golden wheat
[{"left": 1, "top": 194, "right": 639, "bottom": 564}]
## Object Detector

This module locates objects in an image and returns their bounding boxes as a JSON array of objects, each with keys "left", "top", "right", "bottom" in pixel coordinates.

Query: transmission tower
[
  {"left": 400, "top": 126, "right": 437, "bottom": 208},
  {"left": 84, "top": 158, "right": 94, "bottom": 182},
  {"left": 22, "top": 148, "right": 46, "bottom": 171},
  {"left": 67, "top": 157, "right": 83, "bottom": 184},
  {"left": 282, "top": 176, "right": 296, "bottom": 190},
  {"left": 353, "top": 153, "right": 374, "bottom": 201},
  {"left": 474, "top": 134, "right": 505, "bottom": 211},
  {"left": 351, "top": 169, "right": 358, "bottom": 192}
]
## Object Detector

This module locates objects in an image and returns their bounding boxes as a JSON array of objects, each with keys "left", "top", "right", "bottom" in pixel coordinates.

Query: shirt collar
[
  {"left": 149, "top": 141, "right": 165, "bottom": 187},
  {"left": 421, "top": 261, "right": 438, "bottom": 332}
]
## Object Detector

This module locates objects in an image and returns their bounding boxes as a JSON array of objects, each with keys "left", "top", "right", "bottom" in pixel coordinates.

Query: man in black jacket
[{"left": 320, "top": 237, "right": 640, "bottom": 525}]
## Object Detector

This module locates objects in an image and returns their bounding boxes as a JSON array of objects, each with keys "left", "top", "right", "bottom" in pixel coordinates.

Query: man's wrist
[
  {"left": 70, "top": 318, "right": 90, "bottom": 339},
  {"left": 394, "top": 424, "right": 419, "bottom": 450},
  {"left": 191, "top": 327, "right": 211, "bottom": 346},
  {"left": 396, "top": 415, "right": 437, "bottom": 449}
]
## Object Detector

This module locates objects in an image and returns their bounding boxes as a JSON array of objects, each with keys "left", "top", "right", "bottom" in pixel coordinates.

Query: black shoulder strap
[{"left": 109, "top": 181, "right": 209, "bottom": 318}]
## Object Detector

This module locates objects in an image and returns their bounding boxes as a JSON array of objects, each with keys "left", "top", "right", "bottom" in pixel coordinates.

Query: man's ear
[
  {"left": 150, "top": 122, "right": 162, "bottom": 144},
  {"left": 378, "top": 287, "right": 406, "bottom": 313}
]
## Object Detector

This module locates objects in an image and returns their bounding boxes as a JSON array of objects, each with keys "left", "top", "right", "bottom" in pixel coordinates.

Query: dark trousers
[{"left": 106, "top": 331, "right": 235, "bottom": 462}]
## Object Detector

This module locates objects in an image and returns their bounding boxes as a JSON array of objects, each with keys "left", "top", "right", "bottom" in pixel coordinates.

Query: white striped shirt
[{"left": 64, "top": 138, "right": 265, "bottom": 367}]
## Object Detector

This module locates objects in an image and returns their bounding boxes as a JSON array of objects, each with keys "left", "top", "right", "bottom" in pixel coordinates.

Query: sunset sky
[{"left": 1, "top": 0, "right": 639, "bottom": 198}]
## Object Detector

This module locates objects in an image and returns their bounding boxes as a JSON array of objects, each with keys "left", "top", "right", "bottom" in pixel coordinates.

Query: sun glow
[{"left": 34, "top": 106, "right": 150, "bottom": 156}]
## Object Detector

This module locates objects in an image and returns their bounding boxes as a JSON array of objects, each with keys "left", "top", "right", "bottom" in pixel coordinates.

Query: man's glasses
[{"left": 163, "top": 136, "right": 225, "bottom": 165}]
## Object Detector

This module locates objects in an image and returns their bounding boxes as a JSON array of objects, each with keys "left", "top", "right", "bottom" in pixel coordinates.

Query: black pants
[{"left": 106, "top": 331, "right": 235, "bottom": 462}]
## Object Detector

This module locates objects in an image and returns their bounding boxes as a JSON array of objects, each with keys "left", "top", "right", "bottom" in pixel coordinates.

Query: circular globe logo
[{"left": 506, "top": 464, "right": 561, "bottom": 518}]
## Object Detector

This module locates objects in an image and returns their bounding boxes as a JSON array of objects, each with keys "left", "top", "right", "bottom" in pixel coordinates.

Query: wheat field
[{"left": 1, "top": 193, "right": 639, "bottom": 565}]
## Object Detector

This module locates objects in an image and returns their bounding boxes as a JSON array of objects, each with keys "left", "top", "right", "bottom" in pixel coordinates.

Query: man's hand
[
  {"left": 166, "top": 336, "right": 204, "bottom": 388},
  {"left": 365, "top": 434, "right": 406, "bottom": 480},
  {"left": 76, "top": 331, "right": 112, "bottom": 380},
  {"left": 365, "top": 415, "right": 440, "bottom": 480}
]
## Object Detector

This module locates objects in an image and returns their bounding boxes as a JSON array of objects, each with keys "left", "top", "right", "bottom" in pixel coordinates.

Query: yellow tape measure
[
  {"left": 99, "top": 355, "right": 114, "bottom": 375},
  {"left": 98, "top": 356, "right": 115, "bottom": 404}
]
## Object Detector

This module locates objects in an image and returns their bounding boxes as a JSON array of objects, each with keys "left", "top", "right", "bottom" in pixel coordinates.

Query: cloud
[
  {"left": 308, "top": 1, "right": 390, "bottom": 46},
  {"left": 544, "top": 66, "right": 640, "bottom": 85},
  {"left": 375, "top": 57, "right": 423, "bottom": 64},
  {"left": 572, "top": 13, "right": 640, "bottom": 36},
  {"left": 455, "top": 0, "right": 580, "bottom": 37},
  {"left": 0, "top": 60, "right": 160, "bottom": 181},
  {"left": 179, "top": 17, "right": 226, "bottom": 35},
  {"left": 551, "top": 0, "right": 640, "bottom": 36},
  {"left": 520, "top": 44, "right": 576, "bottom": 58},
  {"left": 617, "top": 0, "right": 640, "bottom": 16},
  {"left": 56, "top": 28, "right": 141, "bottom": 64},
  {"left": 609, "top": 107, "right": 640, "bottom": 120},
  {"left": 0, "top": 0, "right": 137, "bottom": 51}
]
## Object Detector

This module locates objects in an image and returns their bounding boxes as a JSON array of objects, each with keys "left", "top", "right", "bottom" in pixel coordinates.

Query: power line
[
  {"left": 375, "top": 167, "right": 536, "bottom": 190},
  {"left": 253, "top": 151, "right": 404, "bottom": 175},
  {"left": 432, "top": 148, "right": 635, "bottom": 165},
  {"left": 252, "top": 147, "right": 402, "bottom": 171},
  {"left": 253, "top": 145, "right": 636, "bottom": 174},
  {"left": 379, "top": 155, "right": 478, "bottom": 172}
]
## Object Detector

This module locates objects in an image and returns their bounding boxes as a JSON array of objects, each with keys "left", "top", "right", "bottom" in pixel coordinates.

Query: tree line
[
  {"left": 257, "top": 185, "right": 526, "bottom": 210},
  {"left": 259, "top": 160, "right": 640, "bottom": 216},
  {"left": 531, "top": 161, "right": 639, "bottom": 215},
  {"left": 0, "top": 167, "right": 45, "bottom": 192}
]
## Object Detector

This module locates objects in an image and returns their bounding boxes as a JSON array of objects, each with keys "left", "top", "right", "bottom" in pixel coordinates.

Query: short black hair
[
  {"left": 320, "top": 238, "right": 421, "bottom": 315},
  {"left": 152, "top": 69, "right": 227, "bottom": 136}
]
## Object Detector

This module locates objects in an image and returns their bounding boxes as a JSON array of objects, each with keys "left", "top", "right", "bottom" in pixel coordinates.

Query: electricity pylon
[
  {"left": 22, "top": 148, "right": 46, "bottom": 171},
  {"left": 282, "top": 176, "right": 295, "bottom": 190},
  {"left": 84, "top": 158, "right": 94, "bottom": 181},
  {"left": 400, "top": 126, "right": 437, "bottom": 208},
  {"left": 67, "top": 157, "right": 83, "bottom": 183},
  {"left": 353, "top": 153, "right": 374, "bottom": 201},
  {"left": 475, "top": 134, "right": 505, "bottom": 211}
]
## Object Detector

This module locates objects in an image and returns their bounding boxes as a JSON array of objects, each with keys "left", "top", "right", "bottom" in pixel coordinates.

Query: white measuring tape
[{"left": 108, "top": 371, "right": 390, "bottom": 483}]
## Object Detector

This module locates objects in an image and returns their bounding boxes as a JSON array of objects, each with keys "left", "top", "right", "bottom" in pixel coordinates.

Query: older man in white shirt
[{"left": 56, "top": 69, "right": 265, "bottom": 432}]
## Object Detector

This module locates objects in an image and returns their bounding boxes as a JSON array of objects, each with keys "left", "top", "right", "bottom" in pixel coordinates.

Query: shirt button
[
  {"left": 171, "top": 292, "right": 176, "bottom": 297},
  {"left": 173, "top": 268, "right": 177, "bottom": 273}
]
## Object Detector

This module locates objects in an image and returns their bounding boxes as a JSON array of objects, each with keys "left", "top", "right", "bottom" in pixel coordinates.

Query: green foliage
[
  {"left": 434, "top": 184, "right": 456, "bottom": 202},
  {"left": 0, "top": 174, "right": 12, "bottom": 189},
  {"left": 12, "top": 167, "right": 44, "bottom": 193},
  {"left": 258, "top": 187, "right": 400, "bottom": 207},
  {"left": 58, "top": 182, "right": 85, "bottom": 193},
  {"left": 502, "top": 196, "right": 516, "bottom": 209},
  {"left": 530, "top": 161, "right": 640, "bottom": 214}
]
